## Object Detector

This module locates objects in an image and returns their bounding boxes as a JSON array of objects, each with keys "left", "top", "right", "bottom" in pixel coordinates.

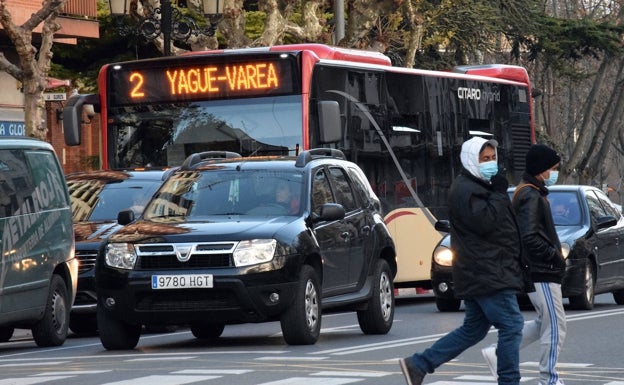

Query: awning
[{"left": 46, "top": 77, "right": 71, "bottom": 89}]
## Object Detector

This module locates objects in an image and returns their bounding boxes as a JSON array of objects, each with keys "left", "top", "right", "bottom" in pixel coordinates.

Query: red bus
[{"left": 63, "top": 43, "right": 535, "bottom": 290}]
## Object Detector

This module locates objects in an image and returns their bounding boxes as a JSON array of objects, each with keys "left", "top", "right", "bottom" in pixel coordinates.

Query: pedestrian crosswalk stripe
[
  {"left": 427, "top": 382, "right": 495, "bottom": 385},
  {"left": 256, "top": 356, "right": 329, "bottom": 361},
  {"left": 0, "top": 376, "right": 74, "bottom": 385},
  {"left": 456, "top": 375, "right": 536, "bottom": 381},
  {"left": 311, "top": 371, "right": 391, "bottom": 377},
  {"left": 34, "top": 371, "right": 110, "bottom": 375},
  {"left": 0, "top": 361, "right": 69, "bottom": 367},
  {"left": 255, "top": 378, "right": 363, "bottom": 385},
  {"left": 455, "top": 375, "right": 497, "bottom": 380},
  {"left": 520, "top": 361, "right": 593, "bottom": 368},
  {"left": 101, "top": 375, "right": 221, "bottom": 385},
  {"left": 173, "top": 369, "right": 253, "bottom": 374},
  {"left": 127, "top": 357, "right": 197, "bottom": 361}
]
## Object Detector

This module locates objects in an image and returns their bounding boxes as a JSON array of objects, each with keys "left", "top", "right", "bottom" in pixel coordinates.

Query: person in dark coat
[
  {"left": 482, "top": 144, "right": 566, "bottom": 385},
  {"left": 399, "top": 137, "right": 528, "bottom": 385}
]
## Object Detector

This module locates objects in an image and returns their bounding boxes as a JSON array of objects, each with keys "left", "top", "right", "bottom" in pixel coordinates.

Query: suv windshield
[{"left": 144, "top": 169, "right": 304, "bottom": 219}]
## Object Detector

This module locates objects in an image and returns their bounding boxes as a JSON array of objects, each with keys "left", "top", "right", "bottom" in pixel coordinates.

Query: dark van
[{"left": 0, "top": 138, "right": 77, "bottom": 346}]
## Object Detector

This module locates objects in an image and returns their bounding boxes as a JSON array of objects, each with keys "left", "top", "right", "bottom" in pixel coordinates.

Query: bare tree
[
  {"left": 530, "top": 0, "right": 624, "bottom": 188},
  {"left": 0, "top": 0, "right": 67, "bottom": 140}
]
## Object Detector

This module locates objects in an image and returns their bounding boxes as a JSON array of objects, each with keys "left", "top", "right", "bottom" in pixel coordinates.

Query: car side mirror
[
  {"left": 435, "top": 220, "right": 450, "bottom": 232},
  {"left": 313, "top": 203, "right": 346, "bottom": 223},
  {"left": 594, "top": 215, "right": 617, "bottom": 230},
  {"left": 117, "top": 209, "right": 135, "bottom": 226}
]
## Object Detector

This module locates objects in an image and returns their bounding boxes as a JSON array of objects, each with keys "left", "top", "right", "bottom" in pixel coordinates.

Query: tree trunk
[
  {"left": 565, "top": 58, "right": 610, "bottom": 178},
  {"left": 0, "top": 0, "right": 66, "bottom": 140},
  {"left": 587, "top": 59, "right": 624, "bottom": 181}
]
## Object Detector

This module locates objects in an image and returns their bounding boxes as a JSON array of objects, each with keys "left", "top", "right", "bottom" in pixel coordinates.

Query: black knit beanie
[{"left": 525, "top": 144, "right": 561, "bottom": 175}]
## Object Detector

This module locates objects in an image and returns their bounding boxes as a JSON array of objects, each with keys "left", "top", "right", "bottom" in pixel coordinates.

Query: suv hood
[
  {"left": 74, "top": 221, "right": 124, "bottom": 243},
  {"left": 109, "top": 216, "right": 302, "bottom": 244}
]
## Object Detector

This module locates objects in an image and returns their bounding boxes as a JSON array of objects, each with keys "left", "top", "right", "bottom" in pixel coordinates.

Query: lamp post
[{"left": 109, "top": 0, "right": 224, "bottom": 56}]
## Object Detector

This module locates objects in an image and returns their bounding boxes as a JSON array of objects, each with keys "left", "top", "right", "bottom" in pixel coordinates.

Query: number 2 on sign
[{"left": 130, "top": 72, "right": 145, "bottom": 98}]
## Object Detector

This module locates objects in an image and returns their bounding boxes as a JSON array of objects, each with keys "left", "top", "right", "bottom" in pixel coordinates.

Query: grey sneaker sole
[{"left": 399, "top": 358, "right": 415, "bottom": 385}]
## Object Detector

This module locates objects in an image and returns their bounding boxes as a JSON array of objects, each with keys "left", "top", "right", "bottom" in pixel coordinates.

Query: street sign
[
  {"left": 0, "top": 120, "right": 25, "bottom": 136},
  {"left": 43, "top": 93, "right": 66, "bottom": 101}
]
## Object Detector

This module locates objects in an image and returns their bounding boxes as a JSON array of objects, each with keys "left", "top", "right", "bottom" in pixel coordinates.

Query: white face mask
[
  {"left": 478, "top": 160, "right": 498, "bottom": 180},
  {"left": 545, "top": 170, "right": 559, "bottom": 186}
]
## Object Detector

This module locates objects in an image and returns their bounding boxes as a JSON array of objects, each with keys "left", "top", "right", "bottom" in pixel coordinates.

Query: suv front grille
[
  {"left": 135, "top": 242, "right": 236, "bottom": 269},
  {"left": 139, "top": 254, "right": 232, "bottom": 269},
  {"left": 76, "top": 250, "right": 97, "bottom": 273}
]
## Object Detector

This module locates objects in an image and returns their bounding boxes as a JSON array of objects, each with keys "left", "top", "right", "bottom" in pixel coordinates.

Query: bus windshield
[{"left": 107, "top": 95, "right": 303, "bottom": 169}]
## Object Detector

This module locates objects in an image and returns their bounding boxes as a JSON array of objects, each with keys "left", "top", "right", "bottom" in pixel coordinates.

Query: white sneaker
[{"left": 481, "top": 346, "right": 497, "bottom": 379}]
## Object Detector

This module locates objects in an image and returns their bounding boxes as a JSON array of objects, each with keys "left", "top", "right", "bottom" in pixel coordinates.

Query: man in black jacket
[
  {"left": 483, "top": 144, "right": 566, "bottom": 385},
  {"left": 399, "top": 137, "right": 527, "bottom": 385}
]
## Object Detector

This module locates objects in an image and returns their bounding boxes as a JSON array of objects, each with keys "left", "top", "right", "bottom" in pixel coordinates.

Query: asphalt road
[{"left": 1, "top": 291, "right": 623, "bottom": 384}]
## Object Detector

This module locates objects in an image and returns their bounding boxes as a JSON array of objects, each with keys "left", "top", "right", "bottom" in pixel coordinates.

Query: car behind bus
[{"left": 431, "top": 185, "right": 624, "bottom": 311}]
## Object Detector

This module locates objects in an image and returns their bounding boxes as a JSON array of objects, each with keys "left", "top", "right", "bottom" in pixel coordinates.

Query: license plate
[{"left": 151, "top": 274, "right": 214, "bottom": 289}]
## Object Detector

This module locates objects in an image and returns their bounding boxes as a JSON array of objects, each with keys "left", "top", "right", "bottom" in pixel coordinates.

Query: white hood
[{"left": 460, "top": 137, "right": 498, "bottom": 181}]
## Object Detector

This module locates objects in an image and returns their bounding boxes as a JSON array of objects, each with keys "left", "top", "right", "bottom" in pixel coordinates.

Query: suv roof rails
[
  {"left": 181, "top": 151, "right": 242, "bottom": 169},
  {"left": 295, "top": 148, "right": 346, "bottom": 167},
  {"left": 162, "top": 166, "right": 180, "bottom": 180}
]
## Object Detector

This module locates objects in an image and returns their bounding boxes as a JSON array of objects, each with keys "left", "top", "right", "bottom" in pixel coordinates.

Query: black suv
[
  {"left": 95, "top": 149, "right": 397, "bottom": 349},
  {"left": 66, "top": 170, "right": 171, "bottom": 335}
]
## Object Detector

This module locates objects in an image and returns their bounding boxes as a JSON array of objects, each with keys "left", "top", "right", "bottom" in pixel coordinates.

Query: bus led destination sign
[
  {"left": 109, "top": 56, "right": 299, "bottom": 106},
  {"left": 162, "top": 63, "right": 279, "bottom": 96}
]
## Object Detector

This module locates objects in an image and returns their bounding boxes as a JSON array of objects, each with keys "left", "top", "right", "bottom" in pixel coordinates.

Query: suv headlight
[
  {"left": 233, "top": 239, "right": 277, "bottom": 267},
  {"left": 561, "top": 242, "right": 570, "bottom": 259},
  {"left": 105, "top": 243, "right": 138, "bottom": 270},
  {"left": 433, "top": 245, "right": 454, "bottom": 267}
]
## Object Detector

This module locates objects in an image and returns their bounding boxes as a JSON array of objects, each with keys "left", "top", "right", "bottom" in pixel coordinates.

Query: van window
[{"left": 0, "top": 149, "right": 68, "bottom": 218}]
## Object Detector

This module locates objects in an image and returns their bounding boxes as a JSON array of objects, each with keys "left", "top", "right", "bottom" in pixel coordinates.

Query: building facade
[{"left": 0, "top": 0, "right": 99, "bottom": 174}]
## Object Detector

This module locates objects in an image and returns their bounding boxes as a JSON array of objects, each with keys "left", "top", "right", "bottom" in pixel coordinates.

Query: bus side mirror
[
  {"left": 317, "top": 101, "right": 342, "bottom": 144},
  {"left": 63, "top": 94, "right": 99, "bottom": 146}
]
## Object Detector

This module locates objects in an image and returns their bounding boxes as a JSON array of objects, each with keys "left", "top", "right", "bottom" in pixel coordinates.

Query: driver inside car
[
  {"left": 552, "top": 201, "right": 570, "bottom": 217},
  {"left": 275, "top": 180, "right": 300, "bottom": 215}
]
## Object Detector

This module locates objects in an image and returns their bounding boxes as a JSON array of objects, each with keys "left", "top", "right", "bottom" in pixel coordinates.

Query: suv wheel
[
  {"left": 613, "top": 289, "right": 624, "bottom": 305},
  {"left": 32, "top": 275, "right": 70, "bottom": 347},
  {"left": 0, "top": 327, "right": 14, "bottom": 342},
  {"left": 280, "top": 265, "right": 321, "bottom": 345},
  {"left": 435, "top": 297, "right": 462, "bottom": 312},
  {"left": 97, "top": 307, "right": 141, "bottom": 350},
  {"left": 357, "top": 259, "right": 394, "bottom": 334},
  {"left": 190, "top": 323, "right": 225, "bottom": 340},
  {"left": 568, "top": 258, "right": 595, "bottom": 310}
]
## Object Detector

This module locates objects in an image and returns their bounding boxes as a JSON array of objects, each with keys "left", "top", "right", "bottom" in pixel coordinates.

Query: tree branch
[
  {"left": 22, "top": 0, "right": 64, "bottom": 31},
  {"left": 0, "top": 52, "right": 22, "bottom": 79}
]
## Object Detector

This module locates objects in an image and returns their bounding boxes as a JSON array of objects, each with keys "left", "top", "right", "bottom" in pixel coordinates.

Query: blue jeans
[{"left": 409, "top": 290, "right": 523, "bottom": 385}]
